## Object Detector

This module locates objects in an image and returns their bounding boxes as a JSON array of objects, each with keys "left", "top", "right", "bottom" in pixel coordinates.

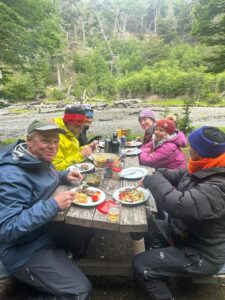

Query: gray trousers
[
  {"left": 12, "top": 248, "right": 92, "bottom": 300},
  {"left": 133, "top": 246, "right": 220, "bottom": 300},
  {"left": 11, "top": 223, "right": 93, "bottom": 299}
]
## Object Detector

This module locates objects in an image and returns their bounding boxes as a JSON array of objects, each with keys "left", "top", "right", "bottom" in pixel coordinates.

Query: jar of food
[
  {"left": 112, "top": 167, "right": 122, "bottom": 180},
  {"left": 106, "top": 158, "right": 114, "bottom": 169}
]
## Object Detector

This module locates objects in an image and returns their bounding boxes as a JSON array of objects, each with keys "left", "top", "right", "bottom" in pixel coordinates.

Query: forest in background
[{"left": 0, "top": 0, "right": 225, "bottom": 107}]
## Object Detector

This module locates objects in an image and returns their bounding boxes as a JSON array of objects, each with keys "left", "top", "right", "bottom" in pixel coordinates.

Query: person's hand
[
  {"left": 137, "top": 178, "right": 144, "bottom": 187},
  {"left": 89, "top": 140, "right": 98, "bottom": 150},
  {"left": 67, "top": 170, "right": 83, "bottom": 183},
  {"left": 55, "top": 191, "right": 75, "bottom": 210},
  {"left": 81, "top": 146, "right": 93, "bottom": 158}
]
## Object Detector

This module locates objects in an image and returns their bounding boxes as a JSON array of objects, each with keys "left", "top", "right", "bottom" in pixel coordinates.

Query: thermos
[
  {"left": 104, "top": 138, "right": 112, "bottom": 153},
  {"left": 111, "top": 132, "right": 120, "bottom": 154}
]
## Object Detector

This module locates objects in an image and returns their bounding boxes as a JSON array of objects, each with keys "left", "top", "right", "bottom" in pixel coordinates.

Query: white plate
[
  {"left": 71, "top": 186, "right": 106, "bottom": 207},
  {"left": 122, "top": 148, "right": 141, "bottom": 156},
  {"left": 113, "top": 186, "right": 150, "bottom": 205},
  {"left": 120, "top": 167, "right": 148, "bottom": 179},
  {"left": 125, "top": 141, "right": 142, "bottom": 148},
  {"left": 67, "top": 162, "right": 95, "bottom": 173}
]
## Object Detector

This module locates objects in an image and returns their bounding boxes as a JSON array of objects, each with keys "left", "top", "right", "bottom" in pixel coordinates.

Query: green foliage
[
  {"left": 177, "top": 99, "right": 195, "bottom": 134},
  {"left": 192, "top": 0, "right": 225, "bottom": 72},
  {"left": 117, "top": 72, "right": 150, "bottom": 98},
  {"left": 3, "top": 73, "right": 35, "bottom": 102},
  {"left": 50, "top": 88, "right": 64, "bottom": 101}
]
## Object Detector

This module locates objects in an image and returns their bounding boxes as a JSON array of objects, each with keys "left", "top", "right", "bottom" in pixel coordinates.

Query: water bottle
[
  {"left": 121, "top": 135, "right": 127, "bottom": 150},
  {"left": 111, "top": 132, "right": 120, "bottom": 154}
]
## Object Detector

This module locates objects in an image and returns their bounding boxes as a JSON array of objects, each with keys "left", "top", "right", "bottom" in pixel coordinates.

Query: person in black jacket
[
  {"left": 133, "top": 126, "right": 225, "bottom": 300},
  {"left": 79, "top": 105, "right": 101, "bottom": 146}
]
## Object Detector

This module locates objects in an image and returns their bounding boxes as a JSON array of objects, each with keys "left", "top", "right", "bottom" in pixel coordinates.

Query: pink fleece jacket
[{"left": 139, "top": 131, "right": 187, "bottom": 169}]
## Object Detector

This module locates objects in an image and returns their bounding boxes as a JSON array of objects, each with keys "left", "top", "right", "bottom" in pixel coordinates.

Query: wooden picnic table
[
  {"left": 52, "top": 154, "right": 157, "bottom": 276},
  {"left": 53, "top": 155, "right": 157, "bottom": 233}
]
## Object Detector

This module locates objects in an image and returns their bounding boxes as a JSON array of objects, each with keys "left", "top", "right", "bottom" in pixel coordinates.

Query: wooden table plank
[
  {"left": 65, "top": 205, "right": 95, "bottom": 227},
  {"left": 120, "top": 205, "right": 148, "bottom": 232}
]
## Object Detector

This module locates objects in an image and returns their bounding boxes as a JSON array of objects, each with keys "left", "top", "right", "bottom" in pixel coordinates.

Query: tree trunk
[{"left": 56, "top": 62, "right": 61, "bottom": 89}]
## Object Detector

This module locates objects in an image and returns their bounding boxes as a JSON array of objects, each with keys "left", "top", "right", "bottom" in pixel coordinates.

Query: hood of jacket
[{"left": 0, "top": 140, "right": 50, "bottom": 170}]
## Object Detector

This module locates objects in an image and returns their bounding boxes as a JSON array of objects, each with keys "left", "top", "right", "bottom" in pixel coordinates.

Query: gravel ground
[{"left": 0, "top": 105, "right": 225, "bottom": 141}]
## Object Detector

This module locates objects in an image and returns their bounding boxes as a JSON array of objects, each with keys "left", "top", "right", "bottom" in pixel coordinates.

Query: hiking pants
[
  {"left": 133, "top": 246, "right": 220, "bottom": 300},
  {"left": 12, "top": 248, "right": 92, "bottom": 300}
]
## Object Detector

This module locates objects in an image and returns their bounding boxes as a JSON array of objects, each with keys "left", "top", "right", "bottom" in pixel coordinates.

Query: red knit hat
[{"left": 156, "top": 119, "right": 176, "bottom": 135}]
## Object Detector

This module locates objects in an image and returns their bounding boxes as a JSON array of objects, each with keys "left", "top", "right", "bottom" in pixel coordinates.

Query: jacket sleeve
[
  {"left": 53, "top": 142, "right": 84, "bottom": 171},
  {"left": 145, "top": 172, "right": 225, "bottom": 222},
  {"left": 154, "top": 168, "right": 187, "bottom": 186},
  {"left": 139, "top": 143, "right": 176, "bottom": 168},
  {"left": 0, "top": 171, "right": 60, "bottom": 243}
]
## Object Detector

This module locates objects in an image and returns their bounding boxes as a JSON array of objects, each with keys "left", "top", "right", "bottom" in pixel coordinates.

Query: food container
[
  {"left": 112, "top": 167, "right": 122, "bottom": 180},
  {"left": 92, "top": 153, "right": 120, "bottom": 168},
  {"left": 85, "top": 174, "right": 102, "bottom": 187}
]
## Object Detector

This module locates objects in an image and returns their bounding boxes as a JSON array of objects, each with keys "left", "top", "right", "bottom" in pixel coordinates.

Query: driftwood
[{"left": 114, "top": 99, "right": 142, "bottom": 105}]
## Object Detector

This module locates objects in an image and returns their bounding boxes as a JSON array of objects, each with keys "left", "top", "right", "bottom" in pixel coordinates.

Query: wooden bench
[{"left": 77, "top": 256, "right": 225, "bottom": 285}]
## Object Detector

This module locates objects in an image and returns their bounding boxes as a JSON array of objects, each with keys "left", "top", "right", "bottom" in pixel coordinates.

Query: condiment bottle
[
  {"left": 121, "top": 135, "right": 127, "bottom": 150},
  {"left": 104, "top": 158, "right": 114, "bottom": 178},
  {"left": 112, "top": 167, "right": 122, "bottom": 180}
]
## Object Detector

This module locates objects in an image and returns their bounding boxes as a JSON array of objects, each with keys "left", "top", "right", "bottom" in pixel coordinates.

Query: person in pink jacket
[{"left": 139, "top": 118, "right": 187, "bottom": 169}]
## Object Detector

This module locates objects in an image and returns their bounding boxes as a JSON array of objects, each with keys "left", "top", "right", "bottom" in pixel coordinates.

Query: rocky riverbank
[{"left": 0, "top": 105, "right": 224, "bottom": 142}]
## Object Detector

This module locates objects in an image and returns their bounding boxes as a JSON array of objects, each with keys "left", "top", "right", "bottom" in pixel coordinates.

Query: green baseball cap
[{"left": 27, "top": 119, "right": 66, "bottom": 134}]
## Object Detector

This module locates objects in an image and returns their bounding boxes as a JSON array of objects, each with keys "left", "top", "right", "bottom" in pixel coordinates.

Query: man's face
[
  {"left": 65, "top": 123, "right": 83, "bottom": 137},
  {"left": 27, "top": 130, "right": 60, "bottom": 162}
]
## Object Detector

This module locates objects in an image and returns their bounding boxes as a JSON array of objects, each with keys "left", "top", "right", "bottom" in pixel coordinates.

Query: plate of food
[
  {"left": 122, "top": 148, "right": 141, "bottom": 156},
  {"left": 120, "top": 167, "right": 148, "bottom": 180},
  {"left": 113, "top": 186, "right": 150, "bottom": 205},
  {"left": 67, "top": 162, "right": 95, "bottom": 173},
  {"left": 71, "top": 186, "right": 106, "bottom": 207},
  {"left": 125, "top": 141, "right": 142, "bottom": 148}
]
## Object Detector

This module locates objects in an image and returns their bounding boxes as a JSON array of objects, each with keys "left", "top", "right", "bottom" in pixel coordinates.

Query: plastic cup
[{"left": 107, "top": 206, "right": 120, "bottom": 223}]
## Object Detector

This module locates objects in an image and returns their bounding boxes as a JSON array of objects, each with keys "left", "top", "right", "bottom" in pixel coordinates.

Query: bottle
[
  {"left": 104, "top": 158, "right": 114, "bottom": 178},
  {"left": 112, "top": 167, "right": 122, "bottom": 180},
  {"left": 104, "top": 138, "right": 112, "bottom": 153},
  {"left": 111, "top": 132, "right": 120, "bottom": 154},
  {"left": 121, "top": 135, "right": 127, "bottom": 150}
]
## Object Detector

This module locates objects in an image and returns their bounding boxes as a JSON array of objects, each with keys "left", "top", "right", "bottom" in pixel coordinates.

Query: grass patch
[
  {"left": 9, "top": 108, "right": 30, "bottom": 114},
  {"left": 0, "top": 138, "right": 18, "bottom": 145}
]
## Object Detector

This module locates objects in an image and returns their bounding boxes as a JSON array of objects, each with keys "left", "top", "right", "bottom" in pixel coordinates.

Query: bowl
[
  {"left": 92, "top": 153, "right": 120, "bottom": 168},
  {"left": 85, "top": 174, "right": 102, "bottom": 187}
]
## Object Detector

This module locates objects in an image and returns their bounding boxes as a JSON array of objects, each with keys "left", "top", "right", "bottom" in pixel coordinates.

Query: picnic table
[
  {"left": 53, "top": 155, "right": 156, "bottom": 231},
  {"left": 52, "top": 154, "right": 157, "bottom": 276}
]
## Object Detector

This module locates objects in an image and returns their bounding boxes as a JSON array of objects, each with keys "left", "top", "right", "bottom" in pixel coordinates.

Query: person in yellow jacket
[{"left": 53, "top": 105, "right": 97, "bottom": 171}]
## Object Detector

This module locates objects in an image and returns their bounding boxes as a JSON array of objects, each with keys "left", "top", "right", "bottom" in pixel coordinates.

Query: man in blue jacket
[{"left": 0, "top": 119, "right": 92, "bottom": 300}]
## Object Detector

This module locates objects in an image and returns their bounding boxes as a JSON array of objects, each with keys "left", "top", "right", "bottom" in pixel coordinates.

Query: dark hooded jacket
[
  {"left": 0, "top": 141, "right": 69, "bottom": 272},
  {"left": 143, "top": 167, "right": 225, "bottom": 266}
]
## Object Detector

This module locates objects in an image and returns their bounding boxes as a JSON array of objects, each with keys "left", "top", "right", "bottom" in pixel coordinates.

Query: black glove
[{"left": 88, "top": 135, "right": 102, "bottom": 144}]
